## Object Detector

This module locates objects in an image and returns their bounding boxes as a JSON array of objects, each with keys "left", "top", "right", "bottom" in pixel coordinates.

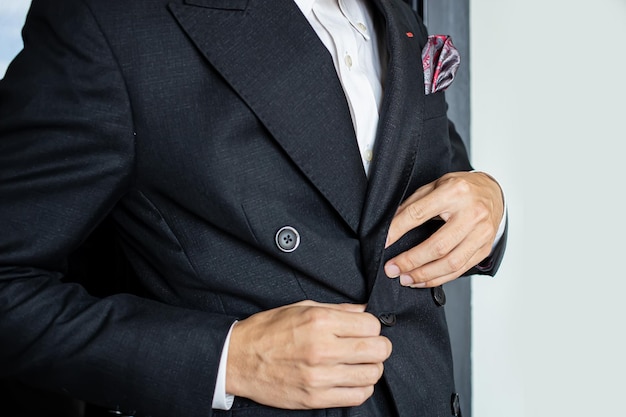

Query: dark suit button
[
  {"left": 378, "top": 312, "right": 396, "bottom": 327},
  {"left": 432, "top": 286, "right": 446, "bottom": 306},
  {"left": 451, "top": 392, "right": 461, "bottom": 416},
  {"left": 275, "top": 226, "right": 300, "bottom": 253}
]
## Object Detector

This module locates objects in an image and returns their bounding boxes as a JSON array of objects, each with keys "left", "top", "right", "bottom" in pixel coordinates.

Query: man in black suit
[{"left": 0, "top": 0, "right": 506, "bottom": 416}]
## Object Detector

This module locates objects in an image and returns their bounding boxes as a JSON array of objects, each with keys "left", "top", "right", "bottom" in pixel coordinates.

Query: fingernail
[
  {"left": 385, "top": 263, "right": 401, "bottom": 278},
  {"left": 400, "top": 275, "right": 413, "bottom": 286},
  {"left": 410, "top": 282, "right": 427, "bottom": 288}
]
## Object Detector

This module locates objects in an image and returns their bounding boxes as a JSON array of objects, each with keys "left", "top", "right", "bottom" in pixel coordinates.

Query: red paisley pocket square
[{"left": 421, "top": 35, "right": 461, "bottom": 94}]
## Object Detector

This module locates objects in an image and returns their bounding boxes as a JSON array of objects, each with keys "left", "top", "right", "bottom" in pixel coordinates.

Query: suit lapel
[
  {"left": 359, "top": 0, "right": 427, "bottom": 283},
  {"left": 169, "top": 0, "right": 429, "bottom": 261},
  {"left": 168, "top": 0, "right": 367, "bottom": 232},
  {"left": 360, "top": 6, "right": 443, "bottom": 415}
]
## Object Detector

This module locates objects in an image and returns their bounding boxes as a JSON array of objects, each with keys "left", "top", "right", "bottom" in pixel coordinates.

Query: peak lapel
[
  {"left": 359, "top": 0, "right": 427, "bottom": 277},
  {"left": 168, "top": 0, "right": 367, "bottom": 232}
]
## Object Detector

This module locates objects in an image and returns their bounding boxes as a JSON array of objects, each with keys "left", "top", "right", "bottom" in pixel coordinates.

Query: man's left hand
[{"left": 384, "top": 171, "right": 504, "bottom": 288}]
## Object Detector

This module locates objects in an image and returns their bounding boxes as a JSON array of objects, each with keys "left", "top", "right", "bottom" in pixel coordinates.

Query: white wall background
[
  {"left": 0, "top": 0, "right": 29, "bottom": 77},
  {"left": 2, "top": 0, "right": 626, "bottom": 416},
  {"left": 471, "top": 0, "right": 626, "bottom": 416}
]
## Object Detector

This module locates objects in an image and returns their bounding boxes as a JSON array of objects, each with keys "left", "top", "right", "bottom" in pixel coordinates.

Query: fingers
[
  {"left": 391, "top": 231, "right": 492, "bottom": 288},
  {"left": 311, "top": 386, "right": 376, "bottom": 409},
  {"left": 385, "top": 182, "right": 441, "bottom": 248},
  {"left": 384, "top": 172, "right": 504, "bottom": 287},
  {"left": 331, "top": 309, "right": 382, "bottom": 338},
  {"left": 288, "top": 302, "right": 379, "bottom": 337},
  {"left": 296, "top": 363, "right": 385, "bottom": 389},
  {"left": 226, "top": 301, "right": 392, "bottom": 409},
  {"left": 302, "top": 333, "right": 392, "bottom": 366},
  {"left": 291, "top": 383, "right": 377, "bottom": 409},
  {"left": 385, "top": 211, "right": 486, "bottom": 282}
]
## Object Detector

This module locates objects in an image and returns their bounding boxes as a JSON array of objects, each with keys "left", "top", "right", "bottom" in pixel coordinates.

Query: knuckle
[
  {"left": 373, "top": 339, "right": 388, "bottom": 359},
  {"left": 301, "top": 367, "right": 323, "bottom": 389},
  {"left": 472, "top": 202, "right": 490, "bottom": 221},
  {"left": 433, "top": 238, "right": 449, "bottom": 258},
  {"left": 345, "top": 387, "right": 374, "bottom": 407},
  {"left": 370, "top": 363, "right": 385, "bottom": 382},
  {"left": 368, "top": 338, "right": 391, "bottom": 361},
  {"left": 451, "top": 176, "right": 472, "bottom": 195},
  {"left": 398, "top": 254, "right": 419, "bottom": 272},
  {"left": 299, "top": 336, "right": 331, "bottom": 366},
  {"left": 411, "top": 268, "right": 429, "bottom": 281},
  {"left": 303, "top": 307, "right": 331, "bottom": 328},
  {"left": 360, "top": 313, "right": 382, "bottom": 336},
  {"left": 367, "top": 314, "right": 382, "bottom": 334},
  {"left": 407, "top": 204, "right": 426, "bottom": 222},
  {"left": 358, "top": 386, "right": 375, "bottom": 405},
  {"left": 383, "top": 337, "right": 393, "bottom": 357},
  {"left": 359, "top": 365, "right": 381, "bottom": 384},
  {"left": 354, "top": 339, "right": 370, "bottom": 355},
  {"left": 302, "top": 345, "right": 326, "bottom": 366},
  {"left": 377, "top": 363, "right": 385, "bottom": 380},
  {"left": 447, "top": 253, "right": 466, "bottom": 272}
]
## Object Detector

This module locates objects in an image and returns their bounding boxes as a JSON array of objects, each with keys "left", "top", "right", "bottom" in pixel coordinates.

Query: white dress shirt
[{"left": 298, "top": 0, "right": 384, "bottom": 174}]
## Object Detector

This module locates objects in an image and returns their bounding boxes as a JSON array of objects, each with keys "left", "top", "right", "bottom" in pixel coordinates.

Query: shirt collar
[
  {"left": 294, "top": 0, "right": 371, "bottom": 41},
  {"left": 293, "top": 0, "right": 316, "bottom": 16}
]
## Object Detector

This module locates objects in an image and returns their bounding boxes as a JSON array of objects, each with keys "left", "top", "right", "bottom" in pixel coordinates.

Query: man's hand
[
  {"left": 226, "top": 300, "right": 391, "bottom": 409},
  {"left": 384, "top": 171, "right": 504, "bottom": 288}
]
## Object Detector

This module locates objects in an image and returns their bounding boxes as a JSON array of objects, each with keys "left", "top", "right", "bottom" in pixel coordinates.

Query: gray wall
[
  {"left": 471, "top": 0, "right": 626, "bottom": 415},
  {"left": 0, "top": 1, "right": 30, "bottom": 77}
]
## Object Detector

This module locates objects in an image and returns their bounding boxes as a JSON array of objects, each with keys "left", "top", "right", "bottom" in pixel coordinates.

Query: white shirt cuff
[
  {"left": 211, "top": 321, "right": 237, "bottom": 410},
  {"left": 492, "top": 199, "right": 507, "bottom": 250}
]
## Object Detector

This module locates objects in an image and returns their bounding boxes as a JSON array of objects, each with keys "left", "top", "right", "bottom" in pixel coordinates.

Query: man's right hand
[{"left": 225, "top": 300, "right": 392, "bottom": 410}]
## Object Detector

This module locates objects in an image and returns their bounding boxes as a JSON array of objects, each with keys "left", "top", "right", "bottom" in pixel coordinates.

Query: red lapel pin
[{"left": 406, "top": 31, "right": 414, "bottom": 38}]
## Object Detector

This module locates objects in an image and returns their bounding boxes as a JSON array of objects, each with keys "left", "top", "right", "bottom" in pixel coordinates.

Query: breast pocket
[
  {"left": 423, "top": 91, "right": 448, "bottom": 120},
  {"left": 417, "top": 91, "right": 454, "bottom": 178}
]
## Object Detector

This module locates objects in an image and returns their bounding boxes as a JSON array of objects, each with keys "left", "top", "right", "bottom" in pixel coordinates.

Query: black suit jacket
[{"left": 0, "top": 0, "right": 506, "bottom": 416}]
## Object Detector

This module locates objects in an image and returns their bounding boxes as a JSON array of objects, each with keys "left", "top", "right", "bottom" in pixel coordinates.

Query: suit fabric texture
[{"left": 0, "top": 0, "right": 505, "bottom": 416}]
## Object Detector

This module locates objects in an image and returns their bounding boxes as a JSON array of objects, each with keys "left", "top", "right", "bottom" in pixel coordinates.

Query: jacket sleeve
[
  {"left": 443, "top": 120, "right": 508, "bottom": 277},
  {"left": 0, "top": 1, "right": 233, "bottom": 416}
]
